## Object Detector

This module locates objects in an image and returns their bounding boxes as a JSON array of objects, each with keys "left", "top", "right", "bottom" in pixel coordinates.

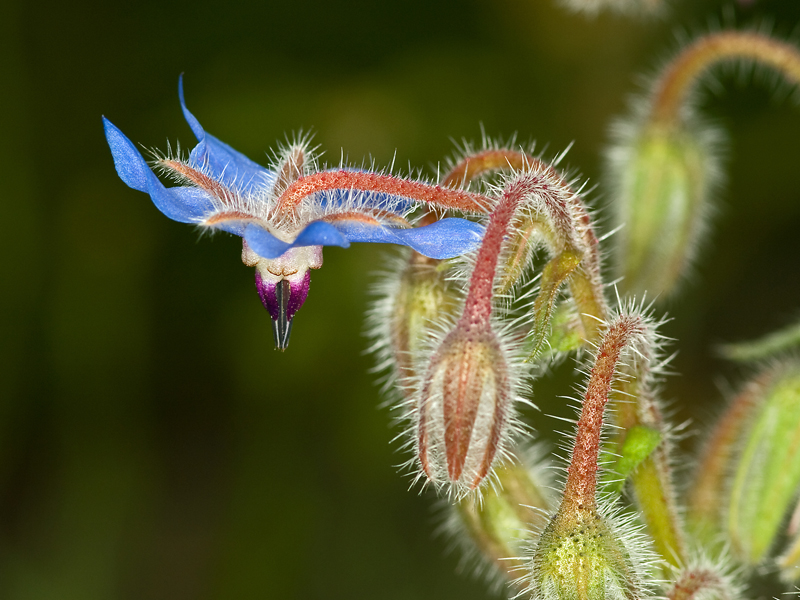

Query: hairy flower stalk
[
  {"left": 609, "top": 31, "right": 800, "bottom": 299},
  {"left": 443, "top": 145, "right": 608, "bottom": 355},
  {"left": 415, "top": 174, "right": 543, "bottom": 496},
  {"left": 527, "top": 311, "right": 654, "bottom": 600}
]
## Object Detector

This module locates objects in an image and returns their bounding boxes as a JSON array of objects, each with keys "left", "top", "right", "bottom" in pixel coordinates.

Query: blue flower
[{"left": 104, "top": 78, "right": 484, "bottom": 349}]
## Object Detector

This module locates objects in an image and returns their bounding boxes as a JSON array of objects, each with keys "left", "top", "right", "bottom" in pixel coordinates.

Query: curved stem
[
  {"left": 651, "top": 31, "right": 800, "bottom": 126},
  {"left": 458, "top": 176, "right": 536, "bottom": 330}
]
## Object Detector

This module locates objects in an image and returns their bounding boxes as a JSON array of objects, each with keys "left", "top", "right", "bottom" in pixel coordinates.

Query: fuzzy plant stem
[
  {"left": 564, "top": 314, "right": 646, "bottom": 512},
  {"left": 651, "top": 31, "right": 800, "bottom": 127},
  {"left": 458, "top": 175, "right": 536, "bottom": 331},
  {"left": 444, "top": 148, "right": 608, "bottom": 348}
]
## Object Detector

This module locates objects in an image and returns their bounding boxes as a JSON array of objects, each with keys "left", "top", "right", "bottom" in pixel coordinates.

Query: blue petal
[
  {"left": 243, "top": 224, "right": 293, "bottom": 259},
  {"left": 178, "top": 76, "right": 276, "bottom": 194},
  {"left": 331, "top": 217, "right": 484, "bottom": 259},
  {"left": 103, "top": 117, "right": 214, "bottom": 223},
  {"left": 391, "top": 218, "right": 484, "bottom": 259},
  {"left": 293, "top": 221, "right": 350, "bottom": 248},
  {"left": 243, "top": 222, "right": 351, "bottom": 260}
]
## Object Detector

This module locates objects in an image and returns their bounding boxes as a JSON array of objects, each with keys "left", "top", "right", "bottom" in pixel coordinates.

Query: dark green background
[{"left": 2, "top": 0, "right": 800, "bottom": 598}]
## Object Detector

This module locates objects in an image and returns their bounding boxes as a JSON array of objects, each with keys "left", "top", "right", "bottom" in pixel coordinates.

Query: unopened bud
[
  {"left": 727, "top": 360, "right": 800, "bottom": 565},
  {"left": 417, "top": 327, "right": 513, "bottom": 496},
  {"left": 389, "top": 253, "right": 459, "bottom": 384},
  {"left": 607, "top": 117, "right": 722, "bottom": 299},
  {"left": 528, "top": 504, "right": 647, "bottom": 600},
  {"left": 454, "top": 447, "right": 553, "bottom": 580}
]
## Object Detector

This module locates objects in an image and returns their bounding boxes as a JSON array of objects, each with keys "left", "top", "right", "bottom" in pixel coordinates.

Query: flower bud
[
  {"left": 416, "top": 327, "right": 513, "bottom": 496},
  {"left": 388, "top": 252, "right": 459, "bottom": 385},
  {"left": 453, "top": 446, "right": 554, "bottom": 580},
  {"left": 528, "top": 504, "right": 648, "bottom": 600},
  {"left": 607, "top": 117, "right": 722, "bottom": 299},
  {"left": 727, "top": 360, "right": 800, "bottom": 565}
]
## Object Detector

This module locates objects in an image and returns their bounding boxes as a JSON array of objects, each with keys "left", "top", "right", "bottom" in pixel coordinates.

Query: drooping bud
[
  {"left": 607, "top": 116, "right": 722, "bottom": 299},
  {"left": 526, "top": 310, "right": 655, "bottom": 600},
  {"left": 610, "top": 31, "right": 800, "bottom": 299},
  {"left": 388, "top": 252, "right": 460, "bottom": 386},
  {"left": 452, "top": 446, "right": 554, "bottom": 583},
  {"left": 687, "top": 367, "right": 776, "bottom": 540},
  {"left": 417, "top": 327, "right": 513, "bottom": 494},
  {"left": 414, "top": 174, "right": 540, "bottom": 496},
  {"left": 726, "top": 359, "right": 800, "bottom": 565}
]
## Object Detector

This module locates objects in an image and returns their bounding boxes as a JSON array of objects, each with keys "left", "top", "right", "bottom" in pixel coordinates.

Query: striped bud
[
  {"left": 607, "top": 117, "right": 722, "bottom": 299},
  {"left": 417, "top": 327, "right": 512, "bottom": 495}
]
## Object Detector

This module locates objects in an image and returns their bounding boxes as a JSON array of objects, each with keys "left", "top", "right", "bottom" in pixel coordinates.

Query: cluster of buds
[{"left": 106, "top": 24, "right": 800, "bottom": 600}]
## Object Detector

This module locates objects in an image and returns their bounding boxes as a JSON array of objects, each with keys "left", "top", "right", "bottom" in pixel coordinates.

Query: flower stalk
[{"left": 527, "top": 311, "right": 654, "bottom": 600}]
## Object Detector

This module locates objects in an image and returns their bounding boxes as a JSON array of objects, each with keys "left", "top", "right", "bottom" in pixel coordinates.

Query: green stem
[{"left": 651, "top": 31, "right": 800, "bottom": 127}]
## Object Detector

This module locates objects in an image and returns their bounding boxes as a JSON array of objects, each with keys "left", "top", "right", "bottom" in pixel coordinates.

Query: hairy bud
[
  {"left": 453, "top": 447, "right": 554, "bottom": 582},
  {"left": 607, "top": 116, "right": 722, "bottom": 299},
  {"left": 417, "top": 328, "right": 513, "bottom": 495},
  {"left": 389, "top": 253, "right": 459, "bottom": 385},
  {"left": 727, "top": 360, "right": 800, "bottom": 565}
]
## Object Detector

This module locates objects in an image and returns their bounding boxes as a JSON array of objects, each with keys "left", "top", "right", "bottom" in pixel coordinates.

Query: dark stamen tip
[{"left": 271, "top": 279, "right": 293, "bottom": 350}]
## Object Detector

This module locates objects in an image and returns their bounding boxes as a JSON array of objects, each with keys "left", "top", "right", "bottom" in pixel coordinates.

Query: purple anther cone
[
  {"left": 286, "top": 271, "right": 311, "bottom": 322},
  {"left": 255, "top": 270, "right": 311, "bottom": 350}
]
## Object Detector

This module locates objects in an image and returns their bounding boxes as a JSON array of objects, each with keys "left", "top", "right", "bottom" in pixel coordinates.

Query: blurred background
[{"left": 2, "top": 0, "right": 800, "bottom": 598}]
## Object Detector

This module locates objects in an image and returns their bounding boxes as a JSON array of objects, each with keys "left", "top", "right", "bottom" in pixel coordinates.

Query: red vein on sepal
[{"left": 275, "top": 171, "right": 491, "bottom": 219}]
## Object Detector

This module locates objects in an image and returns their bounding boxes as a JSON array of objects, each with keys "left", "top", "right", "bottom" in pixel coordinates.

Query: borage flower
[{"left": 104, "top": 80, "right": 486, "bottom": 349}]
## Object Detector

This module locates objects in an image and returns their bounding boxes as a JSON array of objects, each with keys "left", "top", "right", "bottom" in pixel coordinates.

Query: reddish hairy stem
[
  {"left": 444, "top": 149, "right": 608, "bottom": 337},
  {"left": 458, "top": 176, "right": 533, "bottom": 330},
  {"left": 275, "top": 171, "right": 491, "bottom": 219},
  {"left": 651, "top": 31, "right": 800, "bottom": 126},
  {"left": 563, "top": 315, "right": 645, "bottom": 510}
]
